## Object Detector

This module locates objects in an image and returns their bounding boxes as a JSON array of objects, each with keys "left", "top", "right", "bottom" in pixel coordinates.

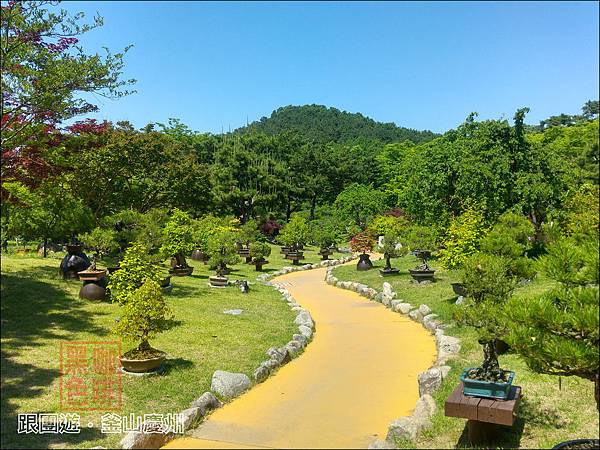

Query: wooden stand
[{"left": 445, "top": 383, "right": 522, "bottom": 445}]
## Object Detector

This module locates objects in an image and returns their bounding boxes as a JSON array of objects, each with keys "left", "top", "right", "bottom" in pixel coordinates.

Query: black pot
[
  {"left": 253, "top": 259, "right": 268, "bottom": 271},
  {"left": 357, "top": 254, "right": 373, "bottom": 271},
  {"left": 209, "top": 275, "right": 228, "bottom": 287},
  {"left": 60, "top": 247, "right": 91, "bottom": 280},
  {"left": 409, "top": 268, "right": 435, "bottom": 283},
  {"left": 551, "top": 439, "right": 600, "bottom": 450}
]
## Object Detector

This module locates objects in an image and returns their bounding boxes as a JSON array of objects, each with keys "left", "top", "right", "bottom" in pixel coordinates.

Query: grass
[
  {"left": 1, "top": 244, "right": 343, "bottom": 449},
  {"left": 332, "top": 254, "right": 599, "bottom": 449}
]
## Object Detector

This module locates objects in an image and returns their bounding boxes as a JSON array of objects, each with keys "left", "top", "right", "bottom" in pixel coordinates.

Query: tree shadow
[
  {"left": 455, "top": 417, "right": 525, "bottom": 449},
  {"left": 161, "top": 357, "right": 195, "bottom": 375}
]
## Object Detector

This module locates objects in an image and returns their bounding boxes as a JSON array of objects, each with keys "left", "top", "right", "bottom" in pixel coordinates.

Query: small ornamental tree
[
  {"left": 239, "top": 219, "right": 261, "bottom": 247},
  {"left": 159, "top": 209, "right": 195, "bottom": 268},
  {"left": 380, "top": 233, "right": 408, "bottom": 270},
  {"left": 249, "top": 241, "right": 271, "bottom": 271},
  {"left": 192, "top": 215, "right": 223, "bottom": 255},
  {"left": 108, "top": 243, "right": 163, "bottom": 305},
  {"left": 114, "top": 280, "right": 173, "bottom": 358},
  {"left": 506, "top": 236, "right": 599, "bottom": 409},
  {"left": 312, "top": 221, "right": 338, "bottom": 252},
  {"left": 367, "top": 215, "right": 410, "bottom": 241},
  {"left": 278, "top": 216, "right": 310, "bottom": 251},
  {"left": 349, "top": 231, "right": 375, "bottom": 254},
  {"left": 260, "top": 219, "right": 281, "bottom": 240},
  {"left": 207, "top": 229, "right": 241, "bottom": 276},
  {"left": 454, "top": 253, "right": 516, "bottom": 382},
  {"left": 78, "top": 227, "right": 119, "bottom": 269},
  {"left": 405, "top": 225, "right": 438, "bottom": 268},
  {"left": 438, "top": 208, "right": 486, "bottom": 269},
  {"left": 134, "top": 208, "right": 169, "bottom": 259}
]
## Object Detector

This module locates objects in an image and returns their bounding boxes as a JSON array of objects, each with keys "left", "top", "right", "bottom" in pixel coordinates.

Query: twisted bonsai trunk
[
  {"left": 384, "top": 253, "right": 392, "bottom": 270},
  {"left": 174, "top": 252, "right": 188, "bottom": 268}
]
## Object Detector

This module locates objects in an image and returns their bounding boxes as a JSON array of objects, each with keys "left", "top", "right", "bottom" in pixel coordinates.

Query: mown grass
[
  {"left": 1, "top": 244, "right": 342, "bottom": 449},
  {"left": 332, "top": 254, "right": 599, "bottom": 449}
]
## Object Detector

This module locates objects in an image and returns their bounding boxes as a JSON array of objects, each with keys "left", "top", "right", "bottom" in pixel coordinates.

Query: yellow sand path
[{"left": 165, "top": 265, "right": 436, "bottom": 449}]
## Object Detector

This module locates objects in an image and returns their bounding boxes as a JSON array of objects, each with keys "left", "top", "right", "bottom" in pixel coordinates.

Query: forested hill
[{"left": 235, "top": 105, "right": 439, "bottom": 144}]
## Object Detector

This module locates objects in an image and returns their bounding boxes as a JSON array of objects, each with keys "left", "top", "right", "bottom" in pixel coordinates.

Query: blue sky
[{"left": 62, "top": 1, "right": 599, "bottom": 134}]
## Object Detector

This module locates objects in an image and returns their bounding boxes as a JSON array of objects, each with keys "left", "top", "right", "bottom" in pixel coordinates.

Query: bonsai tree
[
  {"left": 108, "top": 243, "right": 163, "bottom": 305},
  {"left": 249, "top": 241, "right": 271, "bottom": 271},
  {"left": 379, "top": 232, "right": 408, "bottom": 273},
  {"left": 134, "top": 208, "right": 169, "bottom": 262},
  {"left": 260, "top": 219, "right": 281, "bottom": 241},
  {"left": 454, "top": 252, "right": 516, "bottom": 382},
  {"left": 505, "top": 235, "right": 599, "bottom": 410},
  {"left": 239, "top": 219, "right": 261, "bottom": 247},
  {"left": 207, "top": 229, "right": 241, "bottom": 277},
  {"left": 405, "top": 225, "right": 438, "bottom": 269},
  {"left": 312, "top": 222, "right": 338, "bottom": 258},
  {"left": 159, "top": 208, "right": 195, "bottom": 271},
  {"left": 192, "top": 214, "right": 223, "bottom": 259},
  {"left": 78, "top": 227, "right": 119, "bottom": 270},
  {"left": 278, "top": 216, "right": 310, "bottom": 252},
  {"left": 114, "top": 279, "right": 173, "bottom": 358}
]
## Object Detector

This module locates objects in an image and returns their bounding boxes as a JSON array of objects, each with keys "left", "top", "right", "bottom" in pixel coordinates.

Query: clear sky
[{"left": 61, "top": 1, "right": 599, "bottom": 134}]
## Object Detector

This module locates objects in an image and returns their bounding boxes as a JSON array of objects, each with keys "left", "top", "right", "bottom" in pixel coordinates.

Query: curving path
[{"left": 165, "top": 264, "right": 436, "bottom": 449}]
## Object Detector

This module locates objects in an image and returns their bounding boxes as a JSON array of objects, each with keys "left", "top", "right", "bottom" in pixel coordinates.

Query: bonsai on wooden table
[
  {"left": 312, "top": 222, "right": 338, "bottom": 261},
  {"left": 350, "top": 231, "right": 375, "bottom": 271},
  {"left": 249, "top": 241, "right": 271, "bottom": 271},
  {"left": 378, "top": 232, "right": 407, "bottom": 276},
  {"left": 207, "top": 229, "right": 241, "bottom": 287},
  {"left": 406, "top": 225, "right": 438, "bottom": 283},
  {"left": 454, "top": 252, "right": 517, "bottom": 399},
  {"left": 114, "top": 280, "right": 173, "bottom": 374},
  {"left": 278, "top": 216, "right": 310, "bottom": 266},
  {"left": 160, "top": 209, "right": 195, "bottom": 276}
]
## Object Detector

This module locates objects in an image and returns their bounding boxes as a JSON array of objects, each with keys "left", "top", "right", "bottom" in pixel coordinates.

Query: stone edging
[
  {"left": 119, "top": 254, "right": 356, "bottom": 449},
  {"left": 324, "top": 267, "right": 461, "bottom": 449}
]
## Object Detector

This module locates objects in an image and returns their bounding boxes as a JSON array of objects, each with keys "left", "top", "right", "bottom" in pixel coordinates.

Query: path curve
[{"left": 166, "top": 264, "right": 436, "bottom": 449}]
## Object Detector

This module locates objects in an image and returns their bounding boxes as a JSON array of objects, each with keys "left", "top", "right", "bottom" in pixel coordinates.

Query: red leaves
[{"left": 65, "top": 119, "right": 110, "bottom": 135}]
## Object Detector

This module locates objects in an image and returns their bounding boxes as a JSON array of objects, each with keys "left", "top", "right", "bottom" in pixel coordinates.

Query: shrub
[
  {"left": 438, "top": 208, "right": 486, "bottom": 269},
  {"left": 108, "top": 243, "right": 163, "bottom": 305},
  {"left": 405, "top": 225, "right": 438, "bottom": 252},
  {"left": 367, "top": 215, "right": 410, "bottom": 240},
  {"left": 239, "top": 219, "right": 261, "bottom": 246},
  {"left": 207, "top": 229, "right": 241, "bottom": 274},
  {"left": 312, "top": 221, "right": 338, "bottom": 250},
  {"left": 159, "top": 209, "right": 195, "bottom": 265},
  {"left": 278, "top": 216, "right": 310, "bottom": 250},
  {"left": 349, "top": 231, "right": 375, "bottom": 254},
  {"left": 192, "top": 214, "right": 224, "bottom": 254},
  {"left": 334, "top": 183, "right": 388, "bottom": 228},
  {"left": 249, "top": 241, "right": 271, "bottom": 262},
  {"left": 134, "top": 208, "right": 169, "bottom": 257},
  {"left": 113, "top": 279, "right": 173, "bottom": 356},
  {"left": 260, "top": 219, "right": 281, "bottom": 239}
]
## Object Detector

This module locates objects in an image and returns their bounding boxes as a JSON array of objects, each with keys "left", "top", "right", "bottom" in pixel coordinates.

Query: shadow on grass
[
  {"left": 1, "top": 273, "right": 110, "bottom": 449},
  {"left": 456, "top": 416, "right": 525, "bottom": 449},
  {"left": 161, "top": 357, "right": 195, "bottom": 375}
]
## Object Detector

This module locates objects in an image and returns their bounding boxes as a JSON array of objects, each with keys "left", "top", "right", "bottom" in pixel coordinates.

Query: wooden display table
[{"left": 445, "top": 382, "right": 522, "bottom": 444}]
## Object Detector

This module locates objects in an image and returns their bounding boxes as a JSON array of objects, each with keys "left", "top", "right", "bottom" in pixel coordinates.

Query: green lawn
[
  {"left": 332, "top": 255, "right": 599, "bottom": 449},
  {"left": 1, "top": 244, "right": 342, "bottom": 449}
]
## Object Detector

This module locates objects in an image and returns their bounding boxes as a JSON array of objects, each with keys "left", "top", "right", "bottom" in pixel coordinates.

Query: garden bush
[{"left": 438, "top": 208, "right": 486, "bottom": 269}]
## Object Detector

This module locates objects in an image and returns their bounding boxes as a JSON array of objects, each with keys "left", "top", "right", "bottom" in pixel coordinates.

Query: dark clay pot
[
  {"left": 79, "top": 277, "right": 108, "bottom": 301},
  {"left": 409, "top": 268, "right": 436, "bottom": 283},
  {"left": 551, "top": 439, "right": 600, "bottom": 450},
  {"left": 190, "top": 249, "right": 208, "bottom": 262},
  {"left": 209, "top": 275, "right": 228, "bottom": 287},
  {"left": 357, "top": 254, "right": 373, "bottom": 271},
  {"left": 253, "top": 259, "right": 268, "bottom": 271},
  {"left": 169, "top": 266, "right": 194, "bottom": 276},
  {"left": 60, "top": 247, "right": 91, "bottom": 280},
  {"left": 120, "top": 351, "right": 166, "bottom": 373}
]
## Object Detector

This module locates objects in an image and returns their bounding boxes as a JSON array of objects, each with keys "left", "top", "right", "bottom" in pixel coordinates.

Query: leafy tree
[
  {"left": 367, "top": 214, "right": 410, "bottom": 240},
  {"left": 506, "top": 235, "right": 599, "bottom": 409},
  {"left": 277, "top": 215, "right": 310, "bottom": 251},
  {"left": 114, "top": 279, "right": 173, "bottom": 356},
  {"left": 582, "top": 100, "right": 599, "bottom": 120},
  {"left": 405, "top": 225, "right": 438, "bottom": 252},
  {"left": 108, "top": 242, "right": 163, "bottom": 305},
  {"left": 311, "top": 220, "right": 338, "bottom": 251},
  {"left": 159, "top": 209, "right": 195, "bottom": 268},
  {"left": 239, "top": 219, "right": 261, "bottom": 246},
  {"left": 334, "top": 183, "right": 387, "bottom": 228},
  {"left": 349, "top": 231, "right": 375, "bottom": 254},
  {"left": 438, "top": 208, "right": 487, "bottom": 269},
  {"left": 1, "top": 1, "right": 134, "bottom": 192},
  {"left": 192, "top": 214, "right": 224, "bottom": 254},
  {"left": 249, "top": 241, "right": 271, "bottom": 263}
]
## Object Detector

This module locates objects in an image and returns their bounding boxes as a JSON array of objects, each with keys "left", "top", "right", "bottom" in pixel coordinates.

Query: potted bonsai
[
  {"left": 313, "top": 223, "right": 337, "bottom": 260},
  {"left": 206, "top": 229, "right": 241, "bottom": 287},
  {"left": 454, "top": 252, "right": 517, "bottom": 399},
  {"left": 378, "top": 232, "right": 407, "bottom": 276},
  {"left": 160, "top": 209, "right": 195, "bottom": 276},
  {"left": 115, "top": 280, "right": 173, "bottom": 373},
  {"left": 77, "top": 227, "right": 119, "bottom": 281},
  {"left": 238, "top": 219, "right": 260, "bottom": 263},
  {"left": 350, "top": 231, "right": 375, "bottom": 271},
  {"left": 249, "top": 241, "right": 271, "bottom": 271},
  {"left": 278, "top": 216, "right": 310, "bottom": 265},
  {"left": 406, "top": 225, "right": 438, "bottom": 283}
]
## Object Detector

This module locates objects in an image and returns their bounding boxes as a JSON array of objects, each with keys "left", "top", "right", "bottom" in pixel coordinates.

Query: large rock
[
  {"left": 266, "top": 347, "right": 290, "bottom": 365},
  {"left": 210, "top": 371, "right": 251, "bottom": 399},
  {"left": 436, "top": 335, "right": 461, "bottom": 364},
  {"left": 422, "top": 313, "right": 441, "bottom": 331},
  {"left": 382, "top": 282, "right": 396, "bottom": 298},
  {"left": 179, "top": 407, "right": 202, "bottom": 430},
  {"left": 413, "top": 394, "right": 437, "bottom": 421},
  {"left": 408, "top": 308, "right": 423, "bottom": 322},
  {"left": 294, "top": 311, "right": 314, "bottom": 328},
  {"left": 298, "top": 325, "right": 313, "bottom": 339},
  {"left": 386, "top": 416, "right": 422, "bottom": 441},
  {"left": 394, "top": 303, "right": 412, "bottom": 314},
  {"left": 292, "top": 333, "right": 307, "bottom": 346},
  {"left": 253, "top": 364, "right": 270, "bottom": 383},
  {"left": 120, "top": 429, "right": 175, "bottom": 449},
  {"left": 418, "top": 368, "right": 443, "bottom": 396},
  {"left": 285, "top": 340, "right": 304, "bottom": 357},
  {"left": 190, "top": 391, "right": 222, "bottom": 414},
  {"left": 374, "top": 292, "right": 384, "bottom": 303},
  {"left": 418, "top": 304, "right": 432, "bottom": 316},
  {"left": 368, "top": 438, "right": 398, "bottom": 449}
]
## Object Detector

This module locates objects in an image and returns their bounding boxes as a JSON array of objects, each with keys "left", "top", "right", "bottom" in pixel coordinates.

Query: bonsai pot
[
  {"left": 79, "top": 281, "right": 107, "bottom": 301},
  {"left": 286, "top": 251, "right": 304, "bottom": 265},
  {"left": 379, "top": 267, "right": 400, "bottom": 276},
  {"left": 209, "top": 275, "right": 228, "bottom": 287},
  {"left": 237, "top": 247, "right": 251, "bottom": 262},
  {"left": 107, "top": 265, "right": 121, "bottom": 274},
  {"left": 451, "top": 282, "right": 468, "bottom": 297},
  {"left": 460, "top": 368, "right": 515, "bottom": 400},
  {"left": 78, "top": 269, "right": 107, "bottom": 282},
  {"left": 66, "top": 244, "right": 85, "bottom": 254},
  {"left": 169, "top": 266, "right": 194, "bottom": 276},
  {"left": 356, "top": 254, "right": 373, "bottom": 271},
  {"left": 120, "top": 351, "right": 166, "bottom": 373},
  {"left": 280, "top": 246, "right": 291, "bottom": 255},
  {"left": 551, "top": 439, "right": 600, "bottom": 450},
  {"left": 319, "top": 248, "right": 332, "bottom": 260},
  {"left": 60, "top": 246, "right": 91, "bottom": 279},
  {"left": 252, "top": 259, "right": 268, "bottom": 271},
  {"left": 160, "top": 276, "right": 173, "bottom": 294},
  {"left": 409, "top": 268, "right": 435, "bottom": 283}
]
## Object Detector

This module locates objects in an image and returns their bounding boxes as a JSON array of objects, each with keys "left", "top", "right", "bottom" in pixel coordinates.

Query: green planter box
[{"left": 460, "top": 368, "right": 515, "bottom": 400}]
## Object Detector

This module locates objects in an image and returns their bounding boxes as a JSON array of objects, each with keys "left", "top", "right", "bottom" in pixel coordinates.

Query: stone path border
[
  {"left": 324, "top": 267, "right": 462, "bottom": 449},
  {"left": 119, "top": 255, "right": 356, "bottom": 449}
]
